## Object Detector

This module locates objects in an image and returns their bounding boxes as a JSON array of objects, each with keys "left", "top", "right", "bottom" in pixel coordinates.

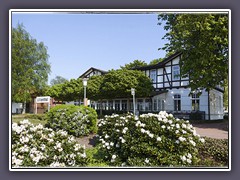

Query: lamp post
[
  {"left": 131, "top": 88, "right": 136, "bottom": 117},
  {"left": 83, "top": 78, "right": 88, "bottom": 106}
]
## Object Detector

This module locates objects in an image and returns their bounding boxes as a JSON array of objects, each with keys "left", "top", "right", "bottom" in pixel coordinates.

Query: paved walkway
[{"left": 193, "top": 122, "right": 229, "bottom": 139}]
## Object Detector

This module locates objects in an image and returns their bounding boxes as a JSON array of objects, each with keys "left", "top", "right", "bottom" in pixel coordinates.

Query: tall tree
[
  {"left": 50, "top": 75, "right": 68, "bottom": 86},
  {"left": 12, "top": 23, "right": 51, "bottom": 113},
  {"left": 100, "top": 69, "right": 153, "bottom": 99},
  {"left": 46, "top": 78, "right": 82, "bottom": 102},
  {"left": 158, "top": 13, "right": 228, "bottom": 91},
  {"left": 121, "top": 60, "right": 147, "bottom": 70}
]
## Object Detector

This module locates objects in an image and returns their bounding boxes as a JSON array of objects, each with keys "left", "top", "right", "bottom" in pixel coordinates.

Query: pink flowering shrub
[{"left": 97, "top": 111, "right": 205, "bottom": 167}]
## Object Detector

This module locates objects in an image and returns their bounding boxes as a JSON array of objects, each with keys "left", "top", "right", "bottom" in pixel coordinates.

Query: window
[
  {"left": 137, "top": 99, "right": 144, "bottom": 111},
  {"left": 192, "top": 93, "right": 200, "bottom": 111},
  {"left": 115, "top": 100, "right": 120, "bottom": 111},
  {"left": 108, "top": 100, "right": 113, "bottom": 110},
  {"left": 145, "top": 99, "right": 152, "bottom": 111},
  {"left": 102, "top": 101, "right": 107, "bottom": 110},
  {"left": 121, "top": 100, "right": 128, "bottom": 111},
  {"left": 158, "top": 99, "right": 165, "bottom": 111},
  {"left": 150, "top": 69, "right": 157, "bottom": 83},
  {"left": 153, "top": 99, "right": 157, "bottom": 111},
  {"left": 174, "top": 94, "right": 181, "bottom": 111},
  {"left": 173, "top": 65, "right": 180, "bottom": 80}
]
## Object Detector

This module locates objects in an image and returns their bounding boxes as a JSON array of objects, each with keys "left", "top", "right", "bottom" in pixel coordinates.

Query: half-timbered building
[{"left": 79, "top": 52, "right": 224, "bottom": 120}]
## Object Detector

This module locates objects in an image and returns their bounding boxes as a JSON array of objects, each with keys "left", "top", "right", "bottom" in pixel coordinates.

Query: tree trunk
[{"left": 22, "top": 101, "right": 26, "bottom": 114}]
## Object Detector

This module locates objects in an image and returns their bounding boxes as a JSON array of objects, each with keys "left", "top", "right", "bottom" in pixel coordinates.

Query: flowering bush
[
  {"left": 97, "top": 111, "right": 205, "bottom": 167},
  {"left": 12, "top": 119, "right": 87, "bottom": 167},
  {"left": 197, "top": 137, "right": 228, "bottom": 166},
  {"left": 46, "top": 105, "right": 98, "bottom": 137}
]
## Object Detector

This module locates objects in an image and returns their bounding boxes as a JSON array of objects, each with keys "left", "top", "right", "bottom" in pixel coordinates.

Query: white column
[
  {"left": 113, "top": 100, "right": 115, "bottom": 110},
  {"left": 120, "top": 100, "right": 122, "bottom": 111}
]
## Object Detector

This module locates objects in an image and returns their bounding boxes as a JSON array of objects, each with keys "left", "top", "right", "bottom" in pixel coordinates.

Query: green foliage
[
  {"left": 46, "top": 105, "right": 98, "bottom": 137},
  {"left": 223, "top": 79, "right": 228, "bottom": 110},
  {"left": 197, "top": 137, "right": 228, "bottom": 166},
  {"left": 97, "top": 112, "right": 205, "bottom": 167},
  {"left": 100, "top": 69, "right": 153, "bottom": 99},
  {"left": 85, "top": 146, "right": 109, "bottom": 167},
  {"left": 12, "top": 23, "right": 51, "bottom": 104},
  {"left": 12, "top": 113, "right": 47, "bottom": 121},
  {"left": 12, "top": 120, "right": 87, "bottom": 167},
  {"left": 46, "top": 78, "right": 82, "bottom": 102},
  {"left": 87, "top": 75, "right": 104, "bottom": 101},
  {"left": 50, "top": 76, "right": 68, "bottom": 86},
  {"left": 158, "top": 14, "right": 228, "bottom": 91},
  {"left": 121, "top": 60, "right": 147, "bottom": 70},
  {"left": 46, "top": 70, "right": 153, "bottom": 102},
  {"left": 149, "top": 58, "right": 164, "bottom": 65}
]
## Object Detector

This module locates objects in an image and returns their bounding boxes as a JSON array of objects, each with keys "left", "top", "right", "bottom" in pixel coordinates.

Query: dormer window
[{"left": 173, "top": 65, "right": 180, "bottom": 80}]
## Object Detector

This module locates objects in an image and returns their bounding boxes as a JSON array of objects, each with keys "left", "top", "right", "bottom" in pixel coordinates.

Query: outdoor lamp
[
  {"left": 83, "top": 78, "right": 88, "bottom": 87},
  {"left": 131, "top": 88, "right": 136, "bottom": 117},
  {"left": 82, "top": 78, "right": 88, "bottom": 106}
]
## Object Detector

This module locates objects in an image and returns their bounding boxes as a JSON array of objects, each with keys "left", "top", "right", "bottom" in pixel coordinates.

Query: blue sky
[{"left": 11, "top": 11, "right": 168, "bottom": 85}]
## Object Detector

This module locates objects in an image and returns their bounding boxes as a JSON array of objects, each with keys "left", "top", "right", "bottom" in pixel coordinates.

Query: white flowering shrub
[
  {"left": 46, "top": 105, "right": 98, "bottom": 137},
  {"left": 97, "top": 111, "right": 205, "bottom": 167},
  {"left": 12, "top": 119, "right": 87, "bottom": 167}
]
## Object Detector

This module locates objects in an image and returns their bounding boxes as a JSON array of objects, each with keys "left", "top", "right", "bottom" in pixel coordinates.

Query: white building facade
[{"left": 80, "top": 52, "right": 224, "bottom": 120}]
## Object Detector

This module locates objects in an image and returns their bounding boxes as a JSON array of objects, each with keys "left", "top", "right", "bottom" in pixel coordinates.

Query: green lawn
[{"left": 12, "top": 114, "right": 47, "bottom": 126}]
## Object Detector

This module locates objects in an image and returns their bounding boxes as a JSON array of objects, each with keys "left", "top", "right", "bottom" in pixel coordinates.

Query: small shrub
[
  {"left": 97, "top": 111, "right": 205, "bottom": 167},
  {"left": 23, "top": 113, "right": 47, "bottom": 121},
  {"left": 46, "top": 105, "right": 97, "bottom": 137},
  {"left": 12, "top": 119, "right": 87, "bottom": 167},
  {"left": 197, "top": 137, "right": 228, "bottom": 166},
  {"left": 85, "top": 146, "right": 109, "bottom": 167}
]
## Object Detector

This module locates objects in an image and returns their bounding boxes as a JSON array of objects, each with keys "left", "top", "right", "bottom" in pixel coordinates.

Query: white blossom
[
  {"left": 182, "top": 124, "right": 187, "bottom": 129},
  {"left": 81, "top": 152, "right": 86, "bottom": 158},
  {"left": 105, "top": 134, "right": 109, "bottom": 139},
  {"left": 121, "top": 138, "right": 126, "bottom": 144},
  {"left": 145, "top": 158, "right": 149, "bottom": 163},
  {"left": 186, "top": 159, "right": 192, "bottom": 164},
  {"left": 187, "top": 153, "right": 192, "bottom": 159},
  {"left": 179, "top": 137, "right": 186, "bottom": 142},
  {"left": 149, "top": 133, "right": 154, "bottom": 138},
  {"left": 180, "top": 156, "right": 186, "bottom": 162},
  {"left": 182, "top": 130, "right": 187, "bottom": 134},
  {"left": 176, "top": 124, "right": 180, "bottom": 129},
  {"left": 50, "top": 162, "right": 66, "bottom": 167},
  {"left": 189, "top": 140, "right": 196, "bottom": 146},
  {"left": 140, "top": 128, "right": 145, "bottom": 133}
]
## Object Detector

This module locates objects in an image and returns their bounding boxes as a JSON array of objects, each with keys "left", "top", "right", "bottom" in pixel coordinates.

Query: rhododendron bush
[
  {"left": 12, "top": 120, "right": 87, "bottom": 167},
  {"left": 97, "top": 111, "right": 205, "bottom": 167},
  {"left": 46, "top": 105, "right": 98, "bottom": 137}
]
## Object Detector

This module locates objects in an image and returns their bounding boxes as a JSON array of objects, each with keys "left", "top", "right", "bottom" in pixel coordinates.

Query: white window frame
[
  {"left": 173, "top": 65, "right": 180, "bottom": 80},
  {"left": 150, "top": 69, "right": 157, "bottom": 83},
  {"left": 174, "top": 94, "right": 181, "bottom": 111},
  {"left": 192, "top": 93, "right": 200, "bottom": 111}
]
